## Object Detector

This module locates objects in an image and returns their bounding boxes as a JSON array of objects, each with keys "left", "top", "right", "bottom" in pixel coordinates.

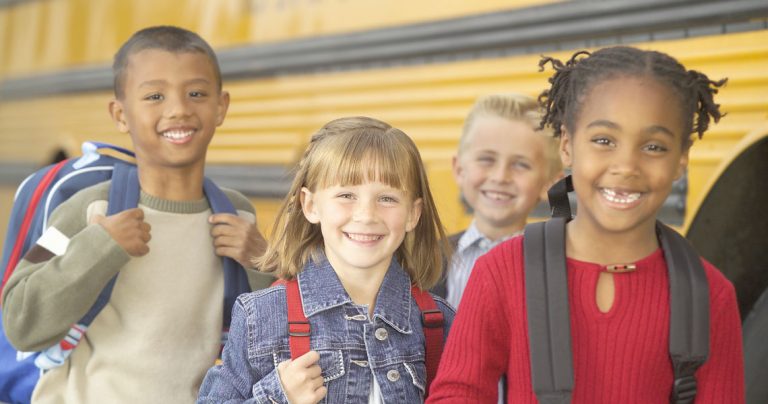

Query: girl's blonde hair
[
  {"left": 459, "top": 93, "right": 562, "bottom": 179},
  {"left": 257, "top": 116, "right": 449, "bottom": 289}
]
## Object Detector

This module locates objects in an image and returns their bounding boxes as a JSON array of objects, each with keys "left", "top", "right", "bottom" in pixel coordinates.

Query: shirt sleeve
[
  {"left": 198, "top": 296, "right": 289, "bottom": 404},
  {"left": 427, "top": 251, "right": 511, "bottom": 403},
  {"left": 1, "top": 188, "right": 129, "bottom": 352}
]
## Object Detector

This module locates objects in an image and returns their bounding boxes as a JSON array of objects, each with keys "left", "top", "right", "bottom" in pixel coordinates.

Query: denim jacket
[{"left": 197, "top": 256, "right": 455, "bottom": 404}]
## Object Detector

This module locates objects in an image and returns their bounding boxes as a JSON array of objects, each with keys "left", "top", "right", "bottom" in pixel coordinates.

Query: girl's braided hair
[{"left": 538, "top": 46, "right": 727, "bottom": 147}]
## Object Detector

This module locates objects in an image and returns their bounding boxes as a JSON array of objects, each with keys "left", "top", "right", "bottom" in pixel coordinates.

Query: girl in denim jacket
[{"left": 198, "top": 117, "right": 455, "bottom": 404}]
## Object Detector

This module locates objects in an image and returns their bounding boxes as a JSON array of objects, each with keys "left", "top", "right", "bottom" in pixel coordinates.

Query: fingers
[
  {"left": 95, "top": 208, "right": 151, "bottom": 257},
  {"left": 294, "top": 350, "right": 321, "bottom": 367},
  {"left": 277, "top": 351, "right": 326, "bottom": 404},
  {"left": 208, "top": 213, "right": 240, "bottom": 226}
]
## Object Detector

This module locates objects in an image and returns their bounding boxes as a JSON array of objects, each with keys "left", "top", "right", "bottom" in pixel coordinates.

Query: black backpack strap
[
  {"left": 524, "top": 218, "right": 573, "bottom": 404},
  {"left": 657, "top": 222, "right": 709, "bottom": 404},
  {"left": 548, "top": 176, "right": 573, "bottom": 220}
]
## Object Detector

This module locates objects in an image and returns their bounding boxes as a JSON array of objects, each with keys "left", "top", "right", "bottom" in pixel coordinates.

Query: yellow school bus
[{"left": 1, "top": 0, "right": 767, "bottom": 318}]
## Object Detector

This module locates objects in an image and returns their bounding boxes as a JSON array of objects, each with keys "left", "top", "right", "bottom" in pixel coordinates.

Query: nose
[
  {"left": 489, "top": 163, "right": 512, "bottom": 183},
  {"left": 164, "top": 93, "right": 192, "bottom": 119},
  {"left": 352, "top": 199, "right": 376, "bottom": 223},
  {"left": 609, "top": 147, "right": 641, "bottom": 178}
]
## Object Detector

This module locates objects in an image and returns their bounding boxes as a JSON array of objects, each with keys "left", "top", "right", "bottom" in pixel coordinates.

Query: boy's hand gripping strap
[
  {"left": 657, "top": 222, "right": 709, "bottom": 404},
  {"left": 36, "top": 163, "right": 250, "bottom": 369},
  {"left": 524, "top": 218, "right": 574, "bottom": 404}
]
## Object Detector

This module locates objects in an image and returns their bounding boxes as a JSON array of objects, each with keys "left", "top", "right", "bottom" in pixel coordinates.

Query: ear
[
  {"left": 405, "top": 198, "right": 423, "bottom": 232},
  {"left": 215, "top": 90, "right": 230, "bottom": 127},
  {"left": 108, "top": 99, "right": 129, "bottom": 133},
  {"left": 300, "top": 187, "right": 320, "bottom": 224},
  {"left": 559, "top": 126, "right": 573, "bottom": 168},
  {"left": 451, "top": 154, "right": 463, "bottom": 184},
  {"left": 674, "top": 144, "right": 691, "bottom": 181}
]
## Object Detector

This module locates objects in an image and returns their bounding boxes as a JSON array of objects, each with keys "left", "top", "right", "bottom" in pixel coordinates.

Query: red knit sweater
[{"left": 427, "top": 236, "right": 744, "bottom": 403}]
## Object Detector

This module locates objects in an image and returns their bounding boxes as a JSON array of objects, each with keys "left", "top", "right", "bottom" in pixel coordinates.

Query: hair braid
[{"left": 537, "top": 46, "right": 727, "bottom": 145}]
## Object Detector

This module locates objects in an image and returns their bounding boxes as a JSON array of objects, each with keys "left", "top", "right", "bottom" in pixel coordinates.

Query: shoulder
[
  {"left": 219, "top": 187, "right": 255, "bottom": 215},
  {"left": 429, "top": 293, "right": 456, "bottom": 318},
  {"left": 700, "top": 258, "right": 738, "bottom": 308},
  {"left": 479, "top": 234, "right": 524, "bottom": 267},
  {"left": 47, "top": 181, "right": 111, "bottom": 234}
]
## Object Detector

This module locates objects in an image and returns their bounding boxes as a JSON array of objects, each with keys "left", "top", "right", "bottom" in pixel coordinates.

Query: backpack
[
  {"left": 0, "top": 142, "right": 251, "bottom": 403},
  {"left": 276, "top": 278, "right": 445, "bottom": 397},
  {"left": 524, "top": 175, "right": 709, "bottom": 404}
]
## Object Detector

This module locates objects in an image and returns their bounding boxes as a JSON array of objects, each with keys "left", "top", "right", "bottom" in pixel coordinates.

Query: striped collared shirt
[{"left": 446, "top": 221, "right": 520, "bottom": 309}]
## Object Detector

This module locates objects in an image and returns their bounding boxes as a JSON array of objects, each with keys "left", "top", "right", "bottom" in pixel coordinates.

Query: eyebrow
[{"left": 586, "top": 120, "right": 675, "bottom": 137}]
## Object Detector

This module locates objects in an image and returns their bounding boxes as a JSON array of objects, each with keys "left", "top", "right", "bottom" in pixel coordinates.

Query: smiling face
[
  {"left": 454, "top": 115, "right": 554, "bottom": 240},
  {"left": 301, "top": 181, "right": 422, "bottom": 277},
  {"left": 561, "top": 75, "right": 689, "bottom": 239},
  {"left": 108, "top": 49, "right": 229, "bottom": 176}
]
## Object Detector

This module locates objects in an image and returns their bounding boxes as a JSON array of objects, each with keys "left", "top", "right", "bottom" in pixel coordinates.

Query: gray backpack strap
[
  {"left": 657, "top": 222, "right": 709, "bottom": 404},
  {"left": 524, "top": 218, "right": 573, "bottom": 404}
]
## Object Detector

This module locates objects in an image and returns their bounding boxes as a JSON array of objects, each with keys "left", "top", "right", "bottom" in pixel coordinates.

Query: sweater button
[
  {"left": 375, "top": 327, "right": 388, "bottom": 341},
  {"left": 386, "top": 369, "right": 400, "bottom": 382}
]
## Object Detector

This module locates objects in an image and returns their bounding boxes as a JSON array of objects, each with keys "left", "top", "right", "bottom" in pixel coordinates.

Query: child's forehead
[
  {"left": 123, "top": 49, "right": 217, "bottom": 82},
  {"left": 576, "top": 76, "right": 685, "bottom": 135}
]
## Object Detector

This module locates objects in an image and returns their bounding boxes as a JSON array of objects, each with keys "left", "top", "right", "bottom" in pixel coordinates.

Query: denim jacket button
[
  {"left": 386, "top": 369, "right": 400, "bottom": 382},
  {"left": 375, "top": 327, "right": 388, "bottom": 341}
]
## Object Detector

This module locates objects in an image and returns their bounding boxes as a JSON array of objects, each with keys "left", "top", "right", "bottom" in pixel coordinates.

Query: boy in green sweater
[{"left": 1, "top": 26, "right": 271, "bottom": 403}]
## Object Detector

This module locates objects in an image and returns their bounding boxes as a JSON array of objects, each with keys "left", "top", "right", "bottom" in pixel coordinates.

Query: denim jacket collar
[{"left": 297, "top": 254, "right": 415, "bottom": 334}]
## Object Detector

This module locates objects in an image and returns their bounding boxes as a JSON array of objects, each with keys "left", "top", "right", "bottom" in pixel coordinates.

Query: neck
[
  {"left": 565, "top": 217, "right": 659, "bottom": 265},
  {"left": 137, "top": 164, "right": 205, "bottom": 201},
  {"left": 330, "top": 258, "right": 390, "bottom": 318},
  {"left": 475, "top": 219, "right": 524, "bottom": 242}
]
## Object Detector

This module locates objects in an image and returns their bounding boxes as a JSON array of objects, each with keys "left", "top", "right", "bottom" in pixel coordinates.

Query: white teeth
[
  {"left": 602, "top": 188, "right": 641, "bottom": 204},
  {"left": 346, "top": 233, "right": 382, "bottom": 242},
  {"left": 162, "top": 130, "right": 193, "bottom": 140},
  {"left": 483, "top": 191, "right": 512, "bottom": 201}
]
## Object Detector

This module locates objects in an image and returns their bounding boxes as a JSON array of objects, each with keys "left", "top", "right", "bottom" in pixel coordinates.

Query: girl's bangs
[{"left": 313, "top": 130, "right": 415, "bottom": 194}]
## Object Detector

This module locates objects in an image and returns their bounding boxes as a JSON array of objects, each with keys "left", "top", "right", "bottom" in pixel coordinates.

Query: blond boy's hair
[
  {"left": 459, "top": 93, "right": 562, "bottom": 179},
  {"left": 257, "top": 116, "right": 449, "bottom": 289}
]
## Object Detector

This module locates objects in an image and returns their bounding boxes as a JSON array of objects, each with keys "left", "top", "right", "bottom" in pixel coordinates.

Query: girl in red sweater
[{"left": 427, "top": 46, "right": 744, "bottom": 403}]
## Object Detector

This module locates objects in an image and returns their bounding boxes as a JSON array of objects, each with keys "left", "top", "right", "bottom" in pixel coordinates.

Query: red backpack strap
[
  {"left": 283, "top": 278, "right": 311, "bottom": 360},
  {"left": 411, "top": 285, "right": 444, "bottom": 394}
]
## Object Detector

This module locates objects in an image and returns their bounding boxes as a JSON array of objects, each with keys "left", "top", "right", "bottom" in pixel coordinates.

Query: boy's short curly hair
[{"left": 112, "top": 25, "right": 222, "bottom": 99}]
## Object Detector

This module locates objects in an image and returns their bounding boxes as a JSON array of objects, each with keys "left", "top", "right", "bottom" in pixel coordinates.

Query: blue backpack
[{"left": 0, "top": 142, "right": 251, "bottom": 403}]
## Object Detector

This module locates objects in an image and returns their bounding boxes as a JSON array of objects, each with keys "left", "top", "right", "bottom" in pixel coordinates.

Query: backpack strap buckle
[
  {"left": 288, "top": 321, "right": 311, "bottom": 337},
  {"left": 421, "top": 309, "right": 444, "bottom": 329},
  {"left": 670, "top": 359, "right": 704, "bottom": 404}
]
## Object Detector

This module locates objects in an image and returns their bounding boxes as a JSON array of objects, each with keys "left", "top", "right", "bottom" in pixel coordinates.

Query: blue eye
[{"left": 380, "top": 195, "right": 398, "bottom": 203}]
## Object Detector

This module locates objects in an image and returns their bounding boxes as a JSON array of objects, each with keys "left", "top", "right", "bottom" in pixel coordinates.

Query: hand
[
  {"left": 277, "top": 351, "right": 327, "bottom": 404},
  {"left": 91, "top": 208, "right": 151, "bottom": 257},
  {"left": 209, "top": 213, "right": 267, "bottom": 268}
]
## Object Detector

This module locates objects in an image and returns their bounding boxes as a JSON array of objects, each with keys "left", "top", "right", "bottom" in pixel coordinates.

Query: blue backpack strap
[
  {"left": 202, "top": 177, "right": 251, "bottom": 328},
  {"left": 78, "top": 162, "right": 139, "bottom": 325}
]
